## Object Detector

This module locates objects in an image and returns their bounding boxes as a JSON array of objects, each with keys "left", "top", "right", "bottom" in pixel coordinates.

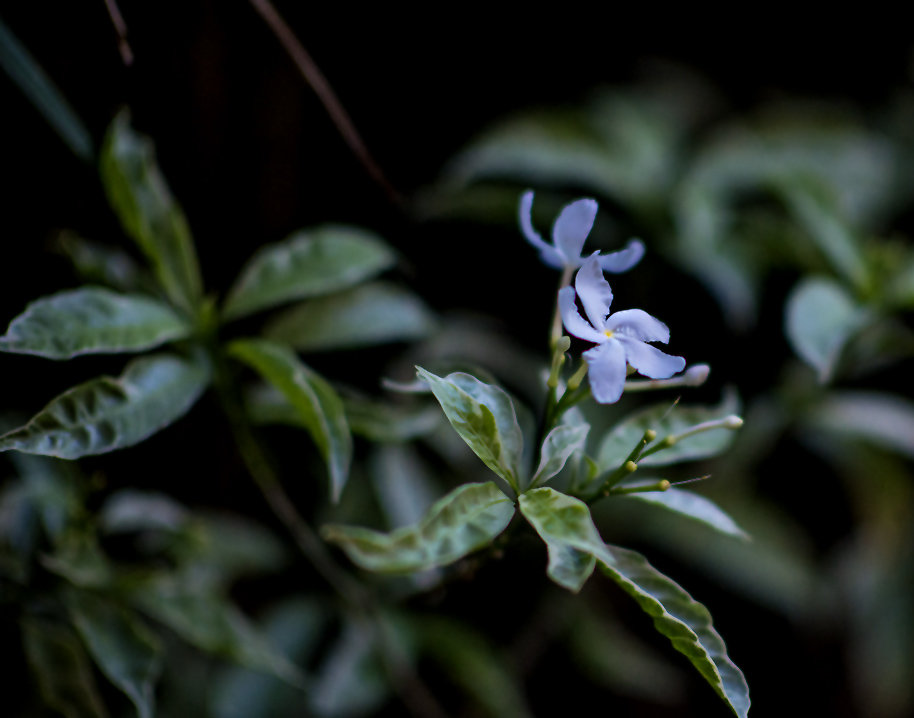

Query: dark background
[{"left": 3, "top": 4, "right": 913, "bottom": 717}]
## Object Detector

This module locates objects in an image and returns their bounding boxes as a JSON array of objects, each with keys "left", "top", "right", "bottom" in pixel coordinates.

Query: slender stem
[
  {"left": 247, "top": 0, "right": 402, "bottom": 206},
  {"left": 102, "top": 0, "right": 133, "bottom": 65}
]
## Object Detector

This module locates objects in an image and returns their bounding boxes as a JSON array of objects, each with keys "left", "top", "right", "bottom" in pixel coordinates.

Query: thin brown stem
[
  {"left": 102, "top": 0, "right": 133, "bottom": 66},
  {"left": 247, "top": 0, "right": 402, "bottom": 206}
]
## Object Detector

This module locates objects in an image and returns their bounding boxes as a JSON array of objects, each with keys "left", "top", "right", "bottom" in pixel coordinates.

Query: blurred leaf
[
  {"left": 309, "top": 619, "right": 386, "bottom": 718},
  {"left": 245, "top": 383, "right": 440, "bottom": 442},
  {"left": 0, "top": 17, "right": 93, "bottom": 160},
  {"left": 520, "top": 488, "right": 749, "bottom": 717},
  {"left": 100, "top": 110, "right": 203, "bottom": 313},
  {"left": 56, "top": 232, "right": 146, "bottom": 292},
  {"left": 14, "top": 454, "right": 82, "bottom": 543},
  {"left": 210, "top": 598, "right": 329, "bottom": 718},
  {"left": 264, "top": 282, "right": 436, "bottom": 352},
  {"left": 0, "top": 287, "right": 191, "bottom": 359},
  {"left": 344, "top": 396, "right": 441, "bottom": 443},
  {"left": 596, "top": 393, "right": 740, "bottom": 473},
  {"left": 99, "top": 490, "right": 190, "bottom": 534},
  {"left": 440, "top": 90, "right": 686, "bottom": 211},
  {"left": 322, "top": 481, "right": 514, "bottom": 573},
  {"left": 417, "top": 616, "right": 532, "bottom": 718},
  {"left": 180, "top": 513, "right": 288, "bottom": 590},
  {"left": 222, "top": 226, "right": 396, "bottom": 320},
  {"left": 785, "top": 276, "right": 869, "bottom": 382},
  {"left": 531, "top": 423, "right": 589, "bottom": 488},
  {"left": 68, "top": 591, "right": 163, "bottom": 718},
  {"left": 778, "top": 179, "right": 869, "bottom": 290},
  {"left": 0, "top": 352, "right": 210, "bottom": 459},
  {"left": 21, "top": 617, "right": 109, "bottom": 718},
  {"left": 370, "top": 444, "right": 440, "bottom": 529},
  {"left": 803, "top": 391, "right": 914, "bottom": 459},
  {"left": 131, "top": 577, "right": 305, "bottom": 687},
  {"left": 228, "top": 339, "right": 352, "bottom": 501},
  {"left": 619, "top": 486, "right": 749, "bottom": 539},
  {"left": 568, "top": 603, "right": 685, "bottom": 703},
  {"left": 416, "top": 367, "right": 524, "bottom": 490},
  {"left": 41, "top": 533, "right": 113, "bottom": 588}
]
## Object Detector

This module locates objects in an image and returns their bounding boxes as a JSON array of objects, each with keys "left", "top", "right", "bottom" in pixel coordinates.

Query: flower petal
[
  {"left": 606, "top": 309, "right": 671, "bottom": 343},
  {"left": 575, "top": 254, "right": 613, "bottom": 331},
  {"left": 599, "top": 238, "right": 646, "bottom": 273},
  {"left": 559, "top": 286, "right": 605, "bottom": 344},
  {"left": 616, "top": 335, "right": 686, "bottom": 379},
  {"left": 584, "top": 340, "right": 627, "bottom": 403},
  {"left": 519, "top": 191, "right": 565, "bottom": 268},
  {"left": 552, "top": 198, "right": 598, "bottom": 264}
]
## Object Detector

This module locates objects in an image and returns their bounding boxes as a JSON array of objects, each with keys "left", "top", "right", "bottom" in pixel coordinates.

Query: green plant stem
[{"left": 212, "top": 352, "right": 449, "bottom": 718}]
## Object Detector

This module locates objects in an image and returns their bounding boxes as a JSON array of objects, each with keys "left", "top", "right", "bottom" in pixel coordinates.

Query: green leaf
[
  {"left": 67, "top": 591, "right": 163, "bottom": 718},
  {"left": 531, "top": 424, "right": 589, "bottom": 488},
  {"left": 785, "top": 276, "right": 869, "bottom": 382},
  {"left": 100, "top": 110, "right": 203, "bottom": 313},
  {"left": 0, "top": 17, "right": 94, "bottom": 161},
  {"left": 598, "top": 547, "right": 750, "bottom": 718},
  {"left": 0, "top": 352, "right": 210, "bottom": 459},
  {"left": 596, "top": 393, "right": 740, "bottom": 473},
  {"left": 131, "top": 578, "right": 304, "bottom": 687},
  {"left": 621, "top": 487, "right": 749, "bottom": 539},
  {"left": 520, "top": 488, "right": 749, "bottom": 717},
  {"left": 518, "top": 488, "right": 606, "bottom": 592},
  {"left": 0, "top": 287, "right": 191, "bottom": 359},
  {"left": 228, "top": 339, "right": 352, "bottom": 501},
  {"left": 222, "top": 226, "right": 396, "bottom": 320},
  {"left": 264, "top": 281, "right": 436, "bottom": 351},
  {"left": 21, "top": 617, "right": 109, "bottom": 718},
  {"left": 322, "top": 481, "right": 514, "bottom": 573},
  {"left": 416, "top": 367, "right": 524, "bottom": 490}
]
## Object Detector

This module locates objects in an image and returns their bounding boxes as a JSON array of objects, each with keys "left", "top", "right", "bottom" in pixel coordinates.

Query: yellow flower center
[{"left": 603, "top": 329, "right": 614, "bottom": 339}]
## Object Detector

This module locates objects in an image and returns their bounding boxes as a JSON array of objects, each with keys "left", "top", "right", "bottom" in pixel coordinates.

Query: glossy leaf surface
[
  {"left": 0, "top": 353, "right": 210, "bottom": 459},
  {"left": 531, "top": 423, "right": 589, "bottom": 487},
  {"left": 621, "top": 486, "right": 749, "bottom": 539},
  {"left": 68, "top": 591, "right": 162, "bottom": 718},
  {"left": 417, "top": 367, "right": 524, "bottom": 490},
  {"left": 599, "top": 546, "right": 751, "bottom": 718},
  {"left": 0, "top": 287, "right": 190, "bottom": 359},
  {"left": 100, "top": 111, "right": 203, "bottom": 313},
  {"left": 264, "top": 281, "right": 435, "bottom": 351},
  {"left": 322, "top": 481, "right": 514, "bottom": 573},
  {"left": 597, "top": 393, "right": 739, "bottom": 473},
  {"left": 228, "top": 339, "right": 351, "bottom": 501},
  {"left": 519, "top": 488, "right": 605, "bottom": 592},
  {"left": 785, "top": 276, "right": 869, "bottom": 382},
  {"left": 521, "top": 488, "right": 749, "bottom": 717},
  {"left": 222, "top": 226, "right": 395, "bottom": 320}
]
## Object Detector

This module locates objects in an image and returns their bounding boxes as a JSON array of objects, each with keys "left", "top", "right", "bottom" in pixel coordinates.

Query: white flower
[
  {"left": 559, "top": 254, "right": 685, "bottom": 403},
  {"left": 519, "top": 190, "right": 644, "bottom": 272}
]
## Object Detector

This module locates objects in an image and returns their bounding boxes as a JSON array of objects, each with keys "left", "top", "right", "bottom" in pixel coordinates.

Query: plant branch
[
  {"left": 102, "top": 0, "right": 133, "bottom": 66},
  {"left": 247, "top": 0, "right": 402, "bottom": 206}
]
